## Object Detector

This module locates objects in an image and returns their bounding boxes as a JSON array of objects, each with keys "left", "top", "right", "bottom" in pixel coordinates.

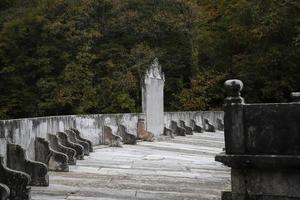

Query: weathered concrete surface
[{"left": 31, "top": 131, "right": 230, "bottom": 200}]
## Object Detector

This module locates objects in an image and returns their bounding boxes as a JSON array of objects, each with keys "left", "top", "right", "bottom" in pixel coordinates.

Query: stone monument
[{"left": 142, "top": 58, "right": 165, "bottom": 137}]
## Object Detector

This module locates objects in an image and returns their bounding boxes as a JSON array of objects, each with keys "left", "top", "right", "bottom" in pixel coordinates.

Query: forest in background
[{"left": 0, "top": 0, "right": 299, "bottom": 119}]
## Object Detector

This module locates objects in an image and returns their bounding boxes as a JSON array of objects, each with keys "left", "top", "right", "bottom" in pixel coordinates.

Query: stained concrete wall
[
  {"left": 164, "top": 111, "right": 224, "bottom": 129},
  {"left": 142, "top": 58, "right": 165, "bottom": 136},
  {"left": 0, "top": 111, "right": 223, "bottom": 162}
]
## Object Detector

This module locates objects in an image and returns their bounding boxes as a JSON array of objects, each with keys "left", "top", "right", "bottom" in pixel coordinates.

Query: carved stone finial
[
  {"left": 291, "top": 92, "right": 300, "bottom": 102},
  {"left": 145, "top": 58, "right": 165, "bottom": 80},
  {"left": 224, "top": 79, "right": 245, "bottom": 105}
]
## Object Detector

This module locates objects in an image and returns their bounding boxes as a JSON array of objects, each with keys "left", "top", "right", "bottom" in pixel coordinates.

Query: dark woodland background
[{"left": 0, "top": 0, "right": 299, "bottom": 119}]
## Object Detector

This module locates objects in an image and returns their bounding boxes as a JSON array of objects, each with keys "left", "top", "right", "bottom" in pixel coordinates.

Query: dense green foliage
[{"left": 0, "top": 0, "right": 299, "bottom": 119}]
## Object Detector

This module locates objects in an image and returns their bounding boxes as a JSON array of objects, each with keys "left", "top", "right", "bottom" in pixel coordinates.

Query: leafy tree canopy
[{"left": 0, "top": 0, "right": 299, "bottom": 119}]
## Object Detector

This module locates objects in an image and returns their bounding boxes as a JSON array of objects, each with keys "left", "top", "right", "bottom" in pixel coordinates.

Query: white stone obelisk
[{"left": 142, "top": 58, "right": 165, "bottom": 137}]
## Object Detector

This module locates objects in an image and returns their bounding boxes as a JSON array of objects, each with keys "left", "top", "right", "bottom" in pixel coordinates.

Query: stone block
[
  {"left": 217, "top": 118, "right": 224, "bottom": 131},
  {"left": 57, "top": 132, "right": 84, "bottom": 160},
  {"left": 70, "top": 128, "right": 93, "bottom": 152},
  {"left": 190, "top": 119, "right": 203, "bottom": 133},
  {"left": 103, "top": 126, "right": 123, "bottom": 147},
  {"left": 204, "top": 118, "right": 216, "bottom": 132},
  {"left": 216, "top": 80, "right": 300, "bottom": 200},
  {"left": 163, "top": 127, "right": 174, "bottom": 138},
  {"left": 0, "top": 183, "right": 9, "bottom": 200},
  {"left": 35, "top": 137, "right": 69, "bottom": 172},
  {"left": 65, "top": 130, "right": 90, "bottom": 156},
  {"left": 47, "top": 134, "right": 76, "bottom": 165},
  {"left": 0, "top": 156, "right": 31, "bottom": 200},
  {"left": 170, "top": 120, "right": 186, "bottom": 136},
  {"left": 7, "top": 143, "right": 49, "bottom": 186},
  {"left": 179, "top": 120, "right": 193, "bottom": 135},
  {"left": 137, "top": 119, "right": 155, "bottom": 142},
  {"left": 118, "top": 125, "right": 137, "bottom": 145}
]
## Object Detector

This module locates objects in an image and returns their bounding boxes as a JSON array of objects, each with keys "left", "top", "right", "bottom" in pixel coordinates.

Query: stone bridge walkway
[{"left": 32, "top": 132, "right": 230, "bottom": 200}]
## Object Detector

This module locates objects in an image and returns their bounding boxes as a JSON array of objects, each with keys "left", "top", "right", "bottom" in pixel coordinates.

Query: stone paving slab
[{"left": 32, "top": 132, "right": 230, "bottom": 200}]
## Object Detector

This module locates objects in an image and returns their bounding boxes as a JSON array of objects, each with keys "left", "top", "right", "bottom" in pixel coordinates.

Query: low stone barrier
[
  {"left": 0, "top": 183, "right": 10, "bottom": 200},
  {"left": 71, "top": 128, "right": 93, "bottom": 152},
  {"left": 179, "top": 120, "right": 193, "bottom": 135},
  {"left": 47, "top": 134, "right": 76, "bottom": 165},
  {"left": 118, "top": 125, "right": 137, "bottom": 145},
  {"left": 65, "top": 130, "right": 90, "bottom": 156},
  {"left": 137, "top": 119, "right": 154, "bottom": 142},
  {"left": 190, "top": 119, "right": 203, "bottom": 133},
  {"left": 103, "top": 126, "right": 122, "bottom": 147},
  {"left": 170, "top": 120, "right": 186, "bottom": 136},
  {"left": 215, "top": 79, "right": 300, "bottom": 200},
  {"left": 57, "top": 132, "right": 84, "bottom": 160},
  {"left": 7, "top": 143, "right": 49, "bottom": 186},
  {"left": 203, "top": 118, "right": 216, "bottom": 132},
  {"left": 0, "top": 156, "right": 31, "bottom": 200},
  {"left": 35, "top": 137, "right": 69, "bottom": 172}
]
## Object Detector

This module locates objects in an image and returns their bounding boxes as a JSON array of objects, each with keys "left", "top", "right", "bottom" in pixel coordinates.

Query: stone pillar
[{"left": 142, "top": 58, "right": 165, "bottom": 137}]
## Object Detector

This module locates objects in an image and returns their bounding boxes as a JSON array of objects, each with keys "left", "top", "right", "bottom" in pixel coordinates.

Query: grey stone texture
[
  {"left": 47, "top": 134, "right": 76, "bottom": 165},
  {"left": 65, "top": 130, "right": 89, "bottom": 156},
  {"left": 216, "top": 79, "right": 300, "bottom": 200},
  {"left": 117, "top": 125, "right": 137, "bottom": 145},
  {"left": 0, "top": 157, "right": 31, "bottom": 200},
  {"left": 70, "top": 128, "right": 93, "bottom": 152},
  {"left": 57, "top": 132, "right": 84, "bottom": 160},
  {"left": 163, "top": 127, "right": 174, "bottom": 138},
  {"left": 137, "top": 119, "right": 155, "bottom": 142},
  {"left": 0, "top": 111, "right": 223, "bottom": 162},
  {"left": 190, "top": 119, "right": 203, "bottom": 133},
  {"left": 35, "top": 137, "right": 69, "bottom": 172},
  {"left": 7, "top": 143, "right": 49, "bottom": 186},
  {"left": 179, "top": 120, "right": 193, "bottom": 135},
  {"left": 0, "top": 183, "right": 9, "bottom": 200},
  {"left": 170, "top": 120, "right": 186, "bottom": 136},
  {"left": 142, "top": 58, "right": 165, "bottom": 137},
  {"left": 204, "top": 118, "right": 216, "bottom": 132},
  {"left": 103, "top": 126, "right": 123, "bottom": 147},
  {"left": 217, "top": 118, "right": 224, "bottom": 131}
]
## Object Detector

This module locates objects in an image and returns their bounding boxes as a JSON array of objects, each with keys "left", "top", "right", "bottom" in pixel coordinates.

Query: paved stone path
[{"left": 32, "top": 132, "right": 230, "bottom": 200}]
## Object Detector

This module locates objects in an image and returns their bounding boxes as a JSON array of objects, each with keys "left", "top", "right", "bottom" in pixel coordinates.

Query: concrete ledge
[
  {"left": 0, "top": 157, "right": 31, "bottom": 200},
  {"left": 215, "top": 153, "right": 300, "bottom": 169},
  {"left": 65, "top": 130, "right": 90, "bottom": 156},
  {"left": 7, "top": 143, "right": 49, "bottom": 186},
  {"left": 47, "top": 134, "right": 76, "bottom": 165},
  {"left": 35, "top": 137, "right": 69, "bottom": 172},
  {"left": 71, "top": 128, "right": 93, "bottom": 152},
  {"left": 0, "top": 183, "right": 10, "bottom": 200},
  {"left": 57, "top": 132, "right": 84, "bottom": 160}
]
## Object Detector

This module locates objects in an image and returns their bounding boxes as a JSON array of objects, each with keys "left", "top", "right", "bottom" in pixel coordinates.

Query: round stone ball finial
[
  {"left": 291, "top": 92, "right": 300, "bottom": 102},
  {"left": 224, "top": 79, "right": 245, "bottom": 105}
]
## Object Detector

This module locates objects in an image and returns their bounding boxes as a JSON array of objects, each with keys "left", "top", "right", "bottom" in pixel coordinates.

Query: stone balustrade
[{"left": 215, "top": 79, "right": 300, "bottom": 200}]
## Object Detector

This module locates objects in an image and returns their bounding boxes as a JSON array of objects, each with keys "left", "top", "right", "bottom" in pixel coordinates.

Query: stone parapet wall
[{"left": 0, "top": 111, "right": 223, "bottom": 162}]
